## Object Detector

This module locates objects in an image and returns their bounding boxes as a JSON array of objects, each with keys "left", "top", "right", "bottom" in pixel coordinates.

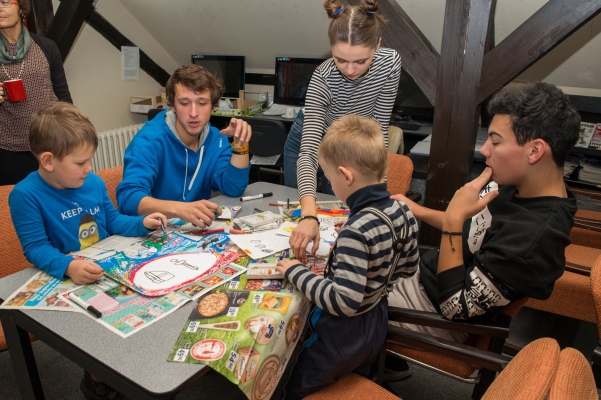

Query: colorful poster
[
  {"left": 588, "top": 124, "right": 601, "bottom": 149},
  {"left": 62, "top": 279, "right": 191, "bottom": 338},
  {"left": 71, "top": 229, "right": 248, "bottom": 297},
  {"left": 168, "top": 288, "right": 310, "bottom": 400},
  {"left": 0, "top": 270, "right": 80, "bottom": 311}
]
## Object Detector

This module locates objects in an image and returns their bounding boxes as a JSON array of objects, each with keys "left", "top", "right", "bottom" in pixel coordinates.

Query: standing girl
[{"left": 284, "top": 0, "right": 401, "bottom": 259}]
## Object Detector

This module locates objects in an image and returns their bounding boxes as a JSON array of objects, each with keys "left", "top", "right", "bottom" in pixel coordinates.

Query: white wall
[{"left": 55, "top": 0, "right": 179, "bottom": 132}]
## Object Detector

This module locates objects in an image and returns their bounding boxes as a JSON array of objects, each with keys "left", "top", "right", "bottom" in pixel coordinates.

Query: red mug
[{"left": 3, "top": 79, "right": 27, "bottom": 102}]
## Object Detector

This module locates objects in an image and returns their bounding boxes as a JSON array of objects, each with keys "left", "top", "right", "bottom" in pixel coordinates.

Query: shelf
[{"left": 570, "top": 147, "right": 601, "bottom": 157}]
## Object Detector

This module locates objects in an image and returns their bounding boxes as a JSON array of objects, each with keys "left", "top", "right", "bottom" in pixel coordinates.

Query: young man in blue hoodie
[{"left": 117, "top": 65, "right": 252, "bottom": 227}]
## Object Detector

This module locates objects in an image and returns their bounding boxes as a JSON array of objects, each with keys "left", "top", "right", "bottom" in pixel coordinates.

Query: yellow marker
[{"left": 226, "top": 220, "right": 231, "bottom": 226}]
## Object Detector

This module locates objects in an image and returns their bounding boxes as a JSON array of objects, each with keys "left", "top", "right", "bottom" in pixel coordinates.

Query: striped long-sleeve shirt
[
  {"left": 284, "top": 184, "right": 419, "bottom": 317},
  {"left": 297, "top": 48, "right": 402, "bottom": 200}
]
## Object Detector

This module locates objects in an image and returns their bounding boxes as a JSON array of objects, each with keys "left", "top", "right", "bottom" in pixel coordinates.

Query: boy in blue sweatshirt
[
  {"left": 117, "top": 64, "right": 253, "bottom": 228},
  {"left": 9, "top": 102, "right": 166, "bottom": 286}
]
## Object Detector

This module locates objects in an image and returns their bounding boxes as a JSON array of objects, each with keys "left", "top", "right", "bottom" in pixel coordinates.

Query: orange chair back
[
  {"left": 386, "top": 153, "right": 413, "bottom": 196},
  {"left": 0, "top": 184, "right": 34, "bottom": 351},
  {"left": 96, "top": 166, "right": 123, "bottom": 208},
  {"left": 0, "top": 185, "right": 32, "bottom": 279},
  {"left": 590, "top": 256, "right": 601, "bottom": 339},
  {"left": 482, "top": 338, "right": 560, "bottom": 400},
  {"left": 549, "top": 347, "right": 597, "bottom": 400}
]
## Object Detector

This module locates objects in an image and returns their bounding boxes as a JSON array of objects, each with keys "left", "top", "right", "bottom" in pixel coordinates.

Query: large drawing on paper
[{"left": 94, "top": 231, "right": 244, "bottom": 297}]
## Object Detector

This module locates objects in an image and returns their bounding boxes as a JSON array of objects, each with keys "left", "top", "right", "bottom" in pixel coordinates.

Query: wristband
[
  {"left": 441, "top": 230, "right": 462, "bottom": 251},
  {"left": 299, "top": 215, "right": 320, "bottom": 227},
  {"left": 232, "top": 149, "right": 249, "bottom": 155}
]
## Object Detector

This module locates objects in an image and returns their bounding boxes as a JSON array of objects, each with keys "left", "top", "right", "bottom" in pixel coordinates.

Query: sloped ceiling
[{"left": 116, "top": 0, "right": 601, "bottom": 89}]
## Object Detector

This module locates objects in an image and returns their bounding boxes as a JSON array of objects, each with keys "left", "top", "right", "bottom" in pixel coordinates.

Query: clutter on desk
[{"left": 211, "top": 90, "right": 269, "bottom": 117}]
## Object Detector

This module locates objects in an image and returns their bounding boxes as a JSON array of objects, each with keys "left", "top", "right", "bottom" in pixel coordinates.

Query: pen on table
[
  {"left": 68, "top": 292, "right": 102, "bottom": 318},
  {"left": 240, "top": 192, "right": 273, "bottom": 202},
  {"left": 157, "top": 217, "right": 167, "bottom": 235},
  {"left": 287, "top": 198, "right": 290, "bottom": 209},
  {"left": 229, "top": 228, "right": 253, "bottom": 234}
]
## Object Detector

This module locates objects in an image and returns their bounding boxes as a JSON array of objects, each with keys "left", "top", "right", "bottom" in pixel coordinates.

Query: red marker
[{"left": 199, "top": 228, "right": 225, "bottom": 235}]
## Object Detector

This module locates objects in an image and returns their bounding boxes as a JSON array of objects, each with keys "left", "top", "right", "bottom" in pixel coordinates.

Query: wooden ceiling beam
[
  {"left": 85, "top": 10, "right": 171, "bottom": 87},
  {"left": 347, "top": 0, "right": 440, "bottom": 106},
  {"left": 420, "top": 0, "right": 495, "bottom": 244},
  {"left": 46, "top": 0, "right": 95, "bottom": 61},
  {"left": 478, "top": 0, "right": 601, "bottom": 104},
  {"left": 27, "top": 0, "right": 54, "bottom": 36}
]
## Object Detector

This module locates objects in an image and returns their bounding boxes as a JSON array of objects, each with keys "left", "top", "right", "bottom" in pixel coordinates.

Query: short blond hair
[
  {"left": 318, "top": 114, "right": 387, "bottom": 180},
  {"left": 29, "top": 102, "right": 98, "bottom": 160}
]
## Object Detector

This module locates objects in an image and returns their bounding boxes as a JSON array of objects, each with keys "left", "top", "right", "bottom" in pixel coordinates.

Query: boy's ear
[
  {"left": 338, "top": 166, "right": 354, "bottom": 186},
  {"left": 528, "top": 139, "right": 547, "bottom": 165},
  {"left": 39, "top": 152, "right": 55, "bottom": 172}
]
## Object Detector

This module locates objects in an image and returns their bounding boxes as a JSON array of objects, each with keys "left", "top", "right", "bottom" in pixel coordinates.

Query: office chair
[
  {"left": 305, "top": 372, "right": 400, "bottom": 400},
  {"left": 386, "top": 297, "right": 527, "bottom": 399},
  {"left": 0, "top": 185, "right": 34, "bottom": 351},
  {"left": 482, "top": 337, "right": 560, "bottom": 400},
  {"left": 96, "top": 166, "right": 124, "bottom": 208},
  {"left": 147, "top": 108, "right": 162, "bottom": 121},
  {"left": 523, "top": 219, "right": 601, "bottom": 325},
  {"left": 388, "top": 125, "right": 404, "bottom": 155},
  {"left": 589, "top": 256, "right": 601, "bottom": 387},
  {"left": 242, "top": 117, "right": 287, "bottom": 184},
  {"left": 549, "top": 347, "right": 597, "bottom": 400},
  {"left": 387, "top": 153, "right": 421, "bottom": 203}
]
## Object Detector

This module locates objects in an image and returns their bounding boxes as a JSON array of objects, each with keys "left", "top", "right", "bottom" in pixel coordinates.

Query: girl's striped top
[{"left": 297, "top": 47, "right": 401, "bottom": 199}]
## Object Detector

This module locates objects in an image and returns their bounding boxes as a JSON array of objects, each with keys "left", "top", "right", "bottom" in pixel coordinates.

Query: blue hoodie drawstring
[
  {"left": 182, "top": 146, "right": 204, "bottom": 201},
  {"left": 189, "top": 145, "right": 204, "bottom": 191}
]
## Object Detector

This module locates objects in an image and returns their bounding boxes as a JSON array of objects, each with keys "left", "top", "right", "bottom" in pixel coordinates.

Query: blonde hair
[
  {"left": 323, "top": 0, "right": 387, "bottom": 48},
  {"left": 319, "top": 114, "right": 387, "bottom": 180},
  {"left": 29, "top": 102, "right": 98, "bottom": 160}
]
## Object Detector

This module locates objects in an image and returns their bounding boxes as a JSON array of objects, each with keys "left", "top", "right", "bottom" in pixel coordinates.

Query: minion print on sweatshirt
[{"left": 78, "top": 214, "right": 100, "bottom": 249}]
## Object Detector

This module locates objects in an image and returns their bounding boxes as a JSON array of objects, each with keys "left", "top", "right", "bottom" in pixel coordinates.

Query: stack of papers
[
  {"left": 409, "top": 128, "right": 489, "bottom": 161},
  {"left": 262, "top": 103, "right": 302, "bottom": 116}
]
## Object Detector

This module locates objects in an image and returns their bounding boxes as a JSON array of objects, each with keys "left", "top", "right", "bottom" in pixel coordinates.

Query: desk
[{"left": 0, "top": 182, "right": 335, "bottom": 400}]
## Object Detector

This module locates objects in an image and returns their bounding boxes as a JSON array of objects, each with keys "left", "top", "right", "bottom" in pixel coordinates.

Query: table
[{"left": 0, "top": 182, "right": 337, "bottom": 400}]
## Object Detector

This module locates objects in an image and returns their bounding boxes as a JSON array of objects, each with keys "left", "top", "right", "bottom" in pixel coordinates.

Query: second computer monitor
[
  {"left": 191, "top": 55, "right": 245, "bottom": 98},
  {"left": 274, "top": 57, "right": 326, "bottom": 106}
]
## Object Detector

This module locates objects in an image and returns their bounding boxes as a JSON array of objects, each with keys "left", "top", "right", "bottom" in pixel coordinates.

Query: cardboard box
[
  {"left": 212, "top": 90, "right": 269, "bottom": 117},
  {"left": 130, "top": 96, "right": 167, "bottom": 114}
]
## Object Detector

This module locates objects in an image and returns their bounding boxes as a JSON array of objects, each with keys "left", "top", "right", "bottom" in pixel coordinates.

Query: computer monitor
[
  {"left": 191, "top": 55, "right": 245, "bottom": 98},
  {"left": 274, "top": 57, "right": 326, "bottom": 106},
  {"left": 394, "top": 70, "right": 435, "bottom": 122}
]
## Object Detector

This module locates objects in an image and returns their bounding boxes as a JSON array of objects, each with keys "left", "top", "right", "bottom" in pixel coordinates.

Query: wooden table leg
[{"left": 1, "top": 312, "right": 45, "bottom": 400}]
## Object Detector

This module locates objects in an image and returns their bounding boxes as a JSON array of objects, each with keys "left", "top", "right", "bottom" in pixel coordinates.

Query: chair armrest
[
  {"left": 574, "top": 219, "right": 601, "bottom": 232},
  {"left": 387, "top": 325, "right": 512, "bottom": 372},
  {"left": 406, "top": 191, "right": 422, "bottom": 203},
  {"left": 388, "top": 307, "right": 510, "bottom": 338},
  {"left": 565, "top": 262, "right": 592, "bottom": 276},
  {"left": 418, "top": 244, "right": 438, "bottom": 256},
  {"left": 592, "top": 344, "right": 601, "bottom": 366}
]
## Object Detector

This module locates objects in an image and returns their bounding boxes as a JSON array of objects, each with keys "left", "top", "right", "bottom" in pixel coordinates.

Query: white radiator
[{"left": 92, "top": 124, "right": 144, "bottom": 172}]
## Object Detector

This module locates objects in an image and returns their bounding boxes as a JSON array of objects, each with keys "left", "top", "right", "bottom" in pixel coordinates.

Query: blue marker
[{"left": 158, "top": 217, "right": 167, "bottom": 235}]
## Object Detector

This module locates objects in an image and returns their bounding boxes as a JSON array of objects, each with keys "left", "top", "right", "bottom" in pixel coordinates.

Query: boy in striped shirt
[{"left": 276, "top": 114, "right": 420, "bottom": 399}]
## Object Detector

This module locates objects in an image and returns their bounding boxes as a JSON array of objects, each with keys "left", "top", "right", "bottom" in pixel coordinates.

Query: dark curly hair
[{"left": 487, "top": 82, "right": 580, "bottom": 167}]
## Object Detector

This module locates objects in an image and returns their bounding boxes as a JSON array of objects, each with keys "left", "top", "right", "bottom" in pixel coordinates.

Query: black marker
[
  {"left": 240, "top": 192, "right": 273, "bottom": 202},
  {"left": 69, "top": 292, "right": 102, "bottom": 318}
]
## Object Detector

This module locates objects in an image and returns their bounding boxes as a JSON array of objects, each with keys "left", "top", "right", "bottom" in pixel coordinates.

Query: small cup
[
  {"left": 3, "top": 79, "right": 27, "bottom": 102},
  {"left": 284, "top": 107, "right": 295, "bottom": 119}
]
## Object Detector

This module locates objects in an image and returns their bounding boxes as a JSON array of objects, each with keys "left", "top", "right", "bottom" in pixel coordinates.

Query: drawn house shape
[{"left": 144, "top": 271, "right": 175, "bottom": 284}]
